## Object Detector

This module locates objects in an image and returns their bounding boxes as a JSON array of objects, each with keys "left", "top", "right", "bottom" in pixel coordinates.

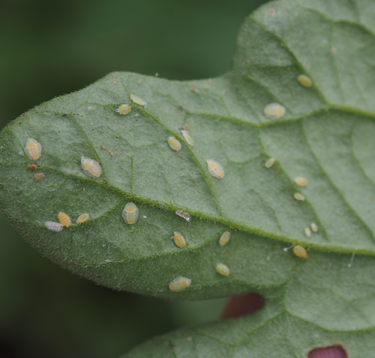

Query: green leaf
[
  {"left": 123, "top": 295, "right": 375, "bottom": 358},
  {"left": 2, "top": 0, "right": 375, "bottom": 354}
]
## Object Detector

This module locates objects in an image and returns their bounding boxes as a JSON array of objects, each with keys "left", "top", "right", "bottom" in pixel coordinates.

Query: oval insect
[
  {"left": 116, "top": 104, "right": 131, "bottom": 115},
  {"left": 24, "top": 138, "right": 42, "bottom": 160},
  {"left": 168, "top": 136, "right": 182, "bottom": 151},
  {"left": 81, "top": 156, "right": 102, "bottom": 179},
  {"left": 172, "top": 232, "right": 186, "bottom": 248},
  {"left": 264, "top": 103, "right": 286, "bottom": 119},
  {"left": 304, "top": 227, "right": 311, "bottom": 237},
  {"left": 28, "top": 165, "right": 38, "bottom": 170},
  {"left": 293, "top": 245, "right": 308, "bottom": 258},
  {"left": 122, "top": 202, "right": 139, "bottom": 225},
  {"left": 265, "top": 157, "right": 276, "bottom": 168},
  {"left": 207, "top": 159, "right": 225, "bottom": 179},
  {"left": 130, "top": 94, "right": 146, "bottom": 106},
  {"left": 176, "top": 210, "right": 191, "bottom": 222},
  {"left": 34, "top": 173, "right": 45, "bottom": 180},
  {"left": 311, "top": 222, "right": 318, "bottom": 232},
  {"left": 76, "top": 213, "right": 89, "bottom": 224},
  {"left": 181, "top": 130, "right": 194, "bottom": 146},
  {"left": 216, "top": 263, "right": 230, "bottom": 276},
  {"left": 219, "top": 231, "right": 231, "bottom": 246},
  {"left": 294, "top": 193, "right": 305, "bottom": 201},
  {"left": 169, "top": 276, "right": 192, "bottom": 292},
  {"left": 45, "top": 221, "right": 64, "bottom": 232},
  {"left": 295, "top": 176, "right": 308, "bottom": 186},
  {"left": 298, "top": 75, "right": 313, "bottom": 88},
  {"left": 58, "top": 212, "right": 71, "bottom": 227}
]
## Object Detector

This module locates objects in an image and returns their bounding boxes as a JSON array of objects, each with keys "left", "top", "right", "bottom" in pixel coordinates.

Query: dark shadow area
[
  {"left": 220, "top": 292, "right": 264, "bottom": 320},
  {"left": 0, "top": 335, "right": 18, "bottom": 358}
]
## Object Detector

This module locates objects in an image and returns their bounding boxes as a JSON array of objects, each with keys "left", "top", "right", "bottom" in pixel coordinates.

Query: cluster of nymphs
[
  {"left": 116, "top": 94, "right": 225, "bottom": 179},
  {"left": 168, "top": 125, "right": 225, "bottom": 181},
  {"left": 265, "top": 159, "right": 317, "bottom": 258},
  {"left": 169, "top": 231, "right": 231, "bottom": 292},
  {"left": 264, "top": 74, "right": 316, "bottom": 259},
  {"left": 263, "top": 75, "right": 312, "bottom": 120},
  {"left": 167, "top": 126, "right": 226, "bottom": 179},
  {"left": 24, "top": 137, "right": 98, "bottom": 231},
  {"left": 23, "top": 78, "right": 315, "bottom": 289},
  {"left": 45, "top": 212, "right": 89, "bottom": 232}
]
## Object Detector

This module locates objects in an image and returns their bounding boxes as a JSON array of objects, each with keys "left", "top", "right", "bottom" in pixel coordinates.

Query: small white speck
[
  {"left": 348, "top": 253, "right": 355, "bottom": 267},
  {"left": 143, "top": 215, "right": 147, "bottom": 219},
  {"left": 283, "top": 244, "right": 294, "bottom": 252},
  {"left": 176, "top": 210, "right": 191, "bottom": 222}
]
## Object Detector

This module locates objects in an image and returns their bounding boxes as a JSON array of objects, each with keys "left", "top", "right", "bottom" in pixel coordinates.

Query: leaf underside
[{"left": 1, "top": 0, "right": 375, "bottom": 356}]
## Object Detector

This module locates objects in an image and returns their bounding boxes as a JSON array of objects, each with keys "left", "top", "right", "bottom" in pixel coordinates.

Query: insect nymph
[
  {"left": 81, "top": 156, "right": 102, "bottom": 179},
  {"left": 24, "top": 138, "right": 42, "bottom": 160},
  {"left": 122, "top": 202, "right": 139, "bottom": 225}
]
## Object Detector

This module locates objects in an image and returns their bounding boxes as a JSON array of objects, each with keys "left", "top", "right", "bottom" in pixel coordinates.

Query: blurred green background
[{"left": 0, "top": 0, "right": 268, "bottom": 357}]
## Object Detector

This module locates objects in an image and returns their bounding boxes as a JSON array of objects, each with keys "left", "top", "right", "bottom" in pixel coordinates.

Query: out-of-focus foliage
[{"left": 0, "top": 0, "right": 267, "bottom": 356}]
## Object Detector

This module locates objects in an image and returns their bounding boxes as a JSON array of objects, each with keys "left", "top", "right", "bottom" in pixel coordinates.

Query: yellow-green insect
[
  {"left": 294, "top": 193, "right": 305, "bottom": 201},
  {"left": 293, "top": 245, "right": 308, "bottom": 258},
  {"left": 304, "top": 227, "right": 311, "bottom": 237},
  {"left": 117, "top": 104, "right": 131, "bottom": 115},
  {"left": 168, "top": 136, "right": 182, "bottom": 151},
  {"left": 219, "top": 231, "right": 231, "bottom": 246},
  {"left": 24, "top": 138, "right": 42, "bottom": 160},
  {"left": 76, "top": 213, "right": 89, "bottom": 224},
  {"left": 311, "top": 222, "right": 318, "bottom": 232},
  {"left": 207, "top": 159, "right": 225, "bottom": 179},
  {"left": 264, "top": 103, "right": 286, "bottom": 119},
  {"left": 122, "top": 202, "right": 139, "bottom": 225},
  {"left": 295, "top": 176, "right": 308, "bottom": 186},
  {"left": 181, "top": 130, "right": 194, "bottom": 146},
  {"left": 130, "top": 94, "right": 146, "bottom": 106},
  {"left": 169, "top": 276, "right": 192, "bottom": 291},
  {"left": 265, "top": 157, "right": 276, "bottom": 168},
  {"left": 216, "top": 263, "right": 230, "bottom": 276},
  {"left": 172, "top": 232, "right": 186, "bottom": 248},
  {"left": 298, "top": 75, "right": 313, "bottom": 88},
  {"left": 81, "top": 156, "right": 102, "bottom": 179},
  {"left": 58, "top": 212, "right": 71, "bottom": 227}
]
